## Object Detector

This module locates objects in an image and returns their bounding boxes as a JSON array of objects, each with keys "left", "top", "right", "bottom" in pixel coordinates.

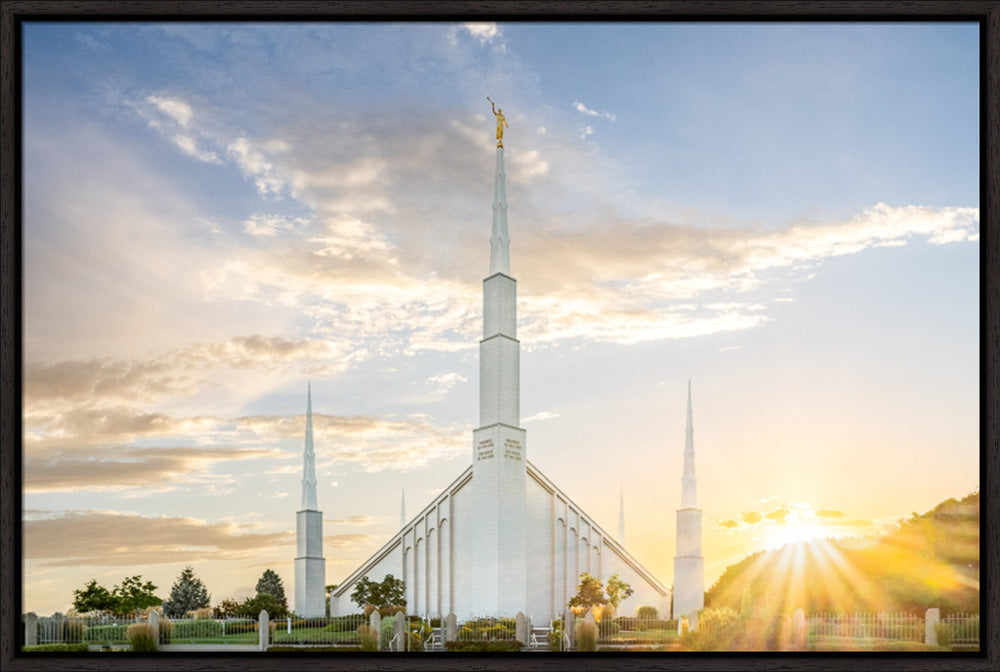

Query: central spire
[
  {"left": 681, "top": 380, "right": 697, "bottom": 509},
  {"left": 490, "top": 146, "right": 510, "bottom": 275},
  {"left": 301, "top": 382, "right": 318, "bottom": 511}
]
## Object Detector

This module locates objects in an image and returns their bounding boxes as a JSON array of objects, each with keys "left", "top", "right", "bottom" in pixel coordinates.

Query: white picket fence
[
  {"left": 808, "top": 612, "right": 924, "bottom": 641},
  {"left": 941, "top": 613, "right": 980, "bottom": 645}
]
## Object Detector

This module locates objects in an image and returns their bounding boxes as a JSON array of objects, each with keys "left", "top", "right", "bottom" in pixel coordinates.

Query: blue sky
[{"left": 21, "top": 21, "right": 979, "bottom": 616}]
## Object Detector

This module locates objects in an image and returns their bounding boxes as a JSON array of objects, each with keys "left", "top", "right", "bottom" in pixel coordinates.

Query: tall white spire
[
  {"left": 489, "top": 146, "right": 510, "bottom": 276},
  {"left": 472, "top": 106, "right": 527, "bottom": 617},
  {"left": 681, "top": 379, "right": 697, "bottom": 509},
  {"left": 618, "top": 482, "right": 625, "bottom": 544},
  {"left": 673, "top": 380, "right": 704, "bottom": 620},
  {"left": 301, "top": 382, "right": 318, "bottom": 511},
  {"left": 295, "top": 383, "right": 325, "bottom": 616}
]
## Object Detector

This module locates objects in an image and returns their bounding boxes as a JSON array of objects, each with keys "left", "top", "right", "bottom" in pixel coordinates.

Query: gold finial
[{"left": 487, "top": 97, "right": 508, "bottom": 148}]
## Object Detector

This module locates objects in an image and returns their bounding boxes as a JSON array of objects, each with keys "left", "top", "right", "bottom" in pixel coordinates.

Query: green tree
[
  {"left": 236, "top": 593, "right": 287, "bottom": 618},
  {"left": 161, "top": 566, "right": 211, "bottom": 617},
  {"left": 350, "top": 574, "right": 406, "bottom": 609},
  {"left": 213, "top": 598, "right": 241, "bottom": 619},
  {"left": 605, "top": 573, "right": 634, "bottom": 613},
  {"left": 568, "top": 572, "right": 605, "bottom": 611},
  {"left": 72, "top": 579, "right": 116, "bottom": 614},
  {"left": 111, "top": 575, "right": 162, "bottom": 614},
  {"left": 255, "top": 569, "right": 288, "bottom": 614}
]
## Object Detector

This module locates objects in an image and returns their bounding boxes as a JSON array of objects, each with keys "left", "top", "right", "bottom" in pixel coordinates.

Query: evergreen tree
[
  {"left": 255, "top": 569, "right": 288, "bottom": 613},
  {"left": 161, "top": 566, "right": 211, "bottom": 618}
]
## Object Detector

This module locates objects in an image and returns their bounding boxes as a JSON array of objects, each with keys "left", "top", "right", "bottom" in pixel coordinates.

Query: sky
[{"left": 20, "top": 21, "right": 980, "bottom": 617}]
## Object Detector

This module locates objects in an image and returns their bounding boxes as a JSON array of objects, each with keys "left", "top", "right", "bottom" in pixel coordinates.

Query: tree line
[{"left": 70, "top": 566, "right": 291, "bottom": 618}]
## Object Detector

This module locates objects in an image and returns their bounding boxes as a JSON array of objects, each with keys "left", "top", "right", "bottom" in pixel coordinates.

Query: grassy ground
[{"left": 809, "top": 636, "right": 950, "bottom": 652}]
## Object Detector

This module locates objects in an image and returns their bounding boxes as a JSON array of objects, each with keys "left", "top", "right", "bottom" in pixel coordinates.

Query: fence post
[
  {"left": 564, "top": 608, "right": 576, "bottom": 650},
  {"left": 394, "top": 611, "right": 407, "bottom": 651},
  {"left": 259, "top": 610, "right": 269, "bottom": 651},
  {"left": 24, "top": 613, "right": 37, "bottom": 646},
  {"left": 445, "top": 612, "right": 457, "bottom": 644},
  {"left": 370, "top": 611, "right": 381, "bottom": 651},
  {"left": 148, "top": 610, "right": 160, "bottom": 645},
  {"left": 515, "top": 612, "right": 527, "bottom": 646},
  {"left": 792, "top": 608, "right": 806, "bottom": 650},
  {"left": 925, "top": 608, "right": 940, "bottom": 645}
]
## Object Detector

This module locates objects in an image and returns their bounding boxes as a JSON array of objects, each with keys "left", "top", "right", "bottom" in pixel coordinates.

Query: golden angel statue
[{"left": 487, "top": 97, "right": 508, "bottom": 147}]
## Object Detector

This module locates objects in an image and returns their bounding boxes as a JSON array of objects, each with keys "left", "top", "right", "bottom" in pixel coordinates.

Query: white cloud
[
  {"left": 427, "top": 372, "right": 468, "bottom": 395},
  {"left": 227, "top": 137, "right": 285, "bottom": 196},
  {"left": 172, "top": 134, "right": 220, "bottom": 164},
  {"left": 243, "top": 214, "right": 309, "bottom": 237},
  {"left": 523, "top": 411, "right": 560, "bottom": 423},
  {"left": 573, "top": 101, "right": 617, "bottom": 121},
  {"left": 463, "top": 22, "right": 501, "bottom": 44},
  {"left": 146, "top": 95, "right": 193, "bottom": 127}
]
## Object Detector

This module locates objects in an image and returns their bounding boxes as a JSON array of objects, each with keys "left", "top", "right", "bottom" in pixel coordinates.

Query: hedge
[
  {"left": 170, "top": 620, "right": 224, "bottom": 638},
  {"left": 84, "top": 624, "right": 129, "bottom": 642},
  {"left": 268, "top": 646, "right": 364, "bottom": 652},
  {"left": 444, "top": 640, "right": 523, "bottom": 652},
  {"left": 22, "top": 643, "right": 90, "bottom": 652}
]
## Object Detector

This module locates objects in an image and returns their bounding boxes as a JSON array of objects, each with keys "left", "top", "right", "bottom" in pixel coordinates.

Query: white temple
[
  {"left": 323, "top": 129, "right": 677, "bottom": 621},
  {"left": 672, "top": 381, "right": 705, "bottom": 620},
  {"left": 294, "top": 384, "right": 326, "bottom": 617}
]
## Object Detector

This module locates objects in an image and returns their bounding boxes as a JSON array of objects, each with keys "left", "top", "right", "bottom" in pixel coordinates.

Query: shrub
[
  {"left": 639, "top": 617, "right": 675, "bottom": 631},
  {"left": 85, "top": 624, "right": 129, "bottom": 642},
  {"left": 357, "top": 624, "right": 378, "bottom": 651},
  {"left": 548, "top": 619, "right": 565, "bottom": 651},
  {"left": 444, "top": 640, "right": 522, "bottom": 652},
  {"left": 323, "top": 615, "right": 363, "bottom": 633},
  {"left": 379, "top": 605, "right": 406, "bottom": 617},
  {"left": 457, "top": 618, "right": 516, "bottom": 640},
  {"left": 65, "top": 619, "right": 85, "bottom": 643},
  {"left": 362, "top": 604, "right": 379, "bottom": 618},
  {"left": 615, "top": 616, "right": 637, "bottom": 631},
  {"left": 598, "top": 619, "right": 620, "bottom": 638},
  {"left": 379, "top": 615, "right": 395, "bottom": 648},
  {"left": 188, "top": 607, "right": 214, "bottom": 620},
  {"left": 171, "top": 620, "right": 223, "bottom": 638},
  {"left": 288, "top": 617, "right": 331, "bottom": 629},
  {"left": 935, "top": 622, "right": 954, "bottom": 648},
  {"left": 213, "top": 599, "right": 241, "bottom": 619},
  {"left": 158, "top": 617, "right": 172, "bottom": 644},
  {"left": 126, "top": 623, "right": 157, "bottom": 652},
  {"left": 680, "top": 607, "right": 741, "bottom": 651},
  {"left": 637, "top": 606, "right": 658, "bottom": 619},
  {"left": 576, "top": 621, "right": 598, "bottom": 651},
  {"left": 222, "top": 618, "right": 258, "bottom": 635},
  {"left": 22, "top": 643, "right": 90, "bottom": 652},
  {"left": 408, "top": 619, "right": 431, "bottom": 651}
]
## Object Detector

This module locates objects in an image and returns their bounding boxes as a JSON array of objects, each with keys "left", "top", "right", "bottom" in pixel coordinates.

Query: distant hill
[{"left": 705, "top": 491, "right": 979, "bottom": 615}]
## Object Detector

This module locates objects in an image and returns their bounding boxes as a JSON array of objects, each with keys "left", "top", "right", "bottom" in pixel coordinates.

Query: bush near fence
[
  {"left": 85, "top": 624, "right": 130, "bottom": 643},
  {"left": 457, "top": 617, "right": 517, "bottom": 641}
]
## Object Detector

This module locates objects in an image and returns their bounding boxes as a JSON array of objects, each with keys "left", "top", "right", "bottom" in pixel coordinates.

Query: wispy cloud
[
  {"left": 24, "top": 510, "right": 298, "bottom": 567},
  {"left": 573, "top": 101, "right": 617, "bottom": 121},
  {"left": 522, "top": 411, "right": 560, "bottom": 423}
]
